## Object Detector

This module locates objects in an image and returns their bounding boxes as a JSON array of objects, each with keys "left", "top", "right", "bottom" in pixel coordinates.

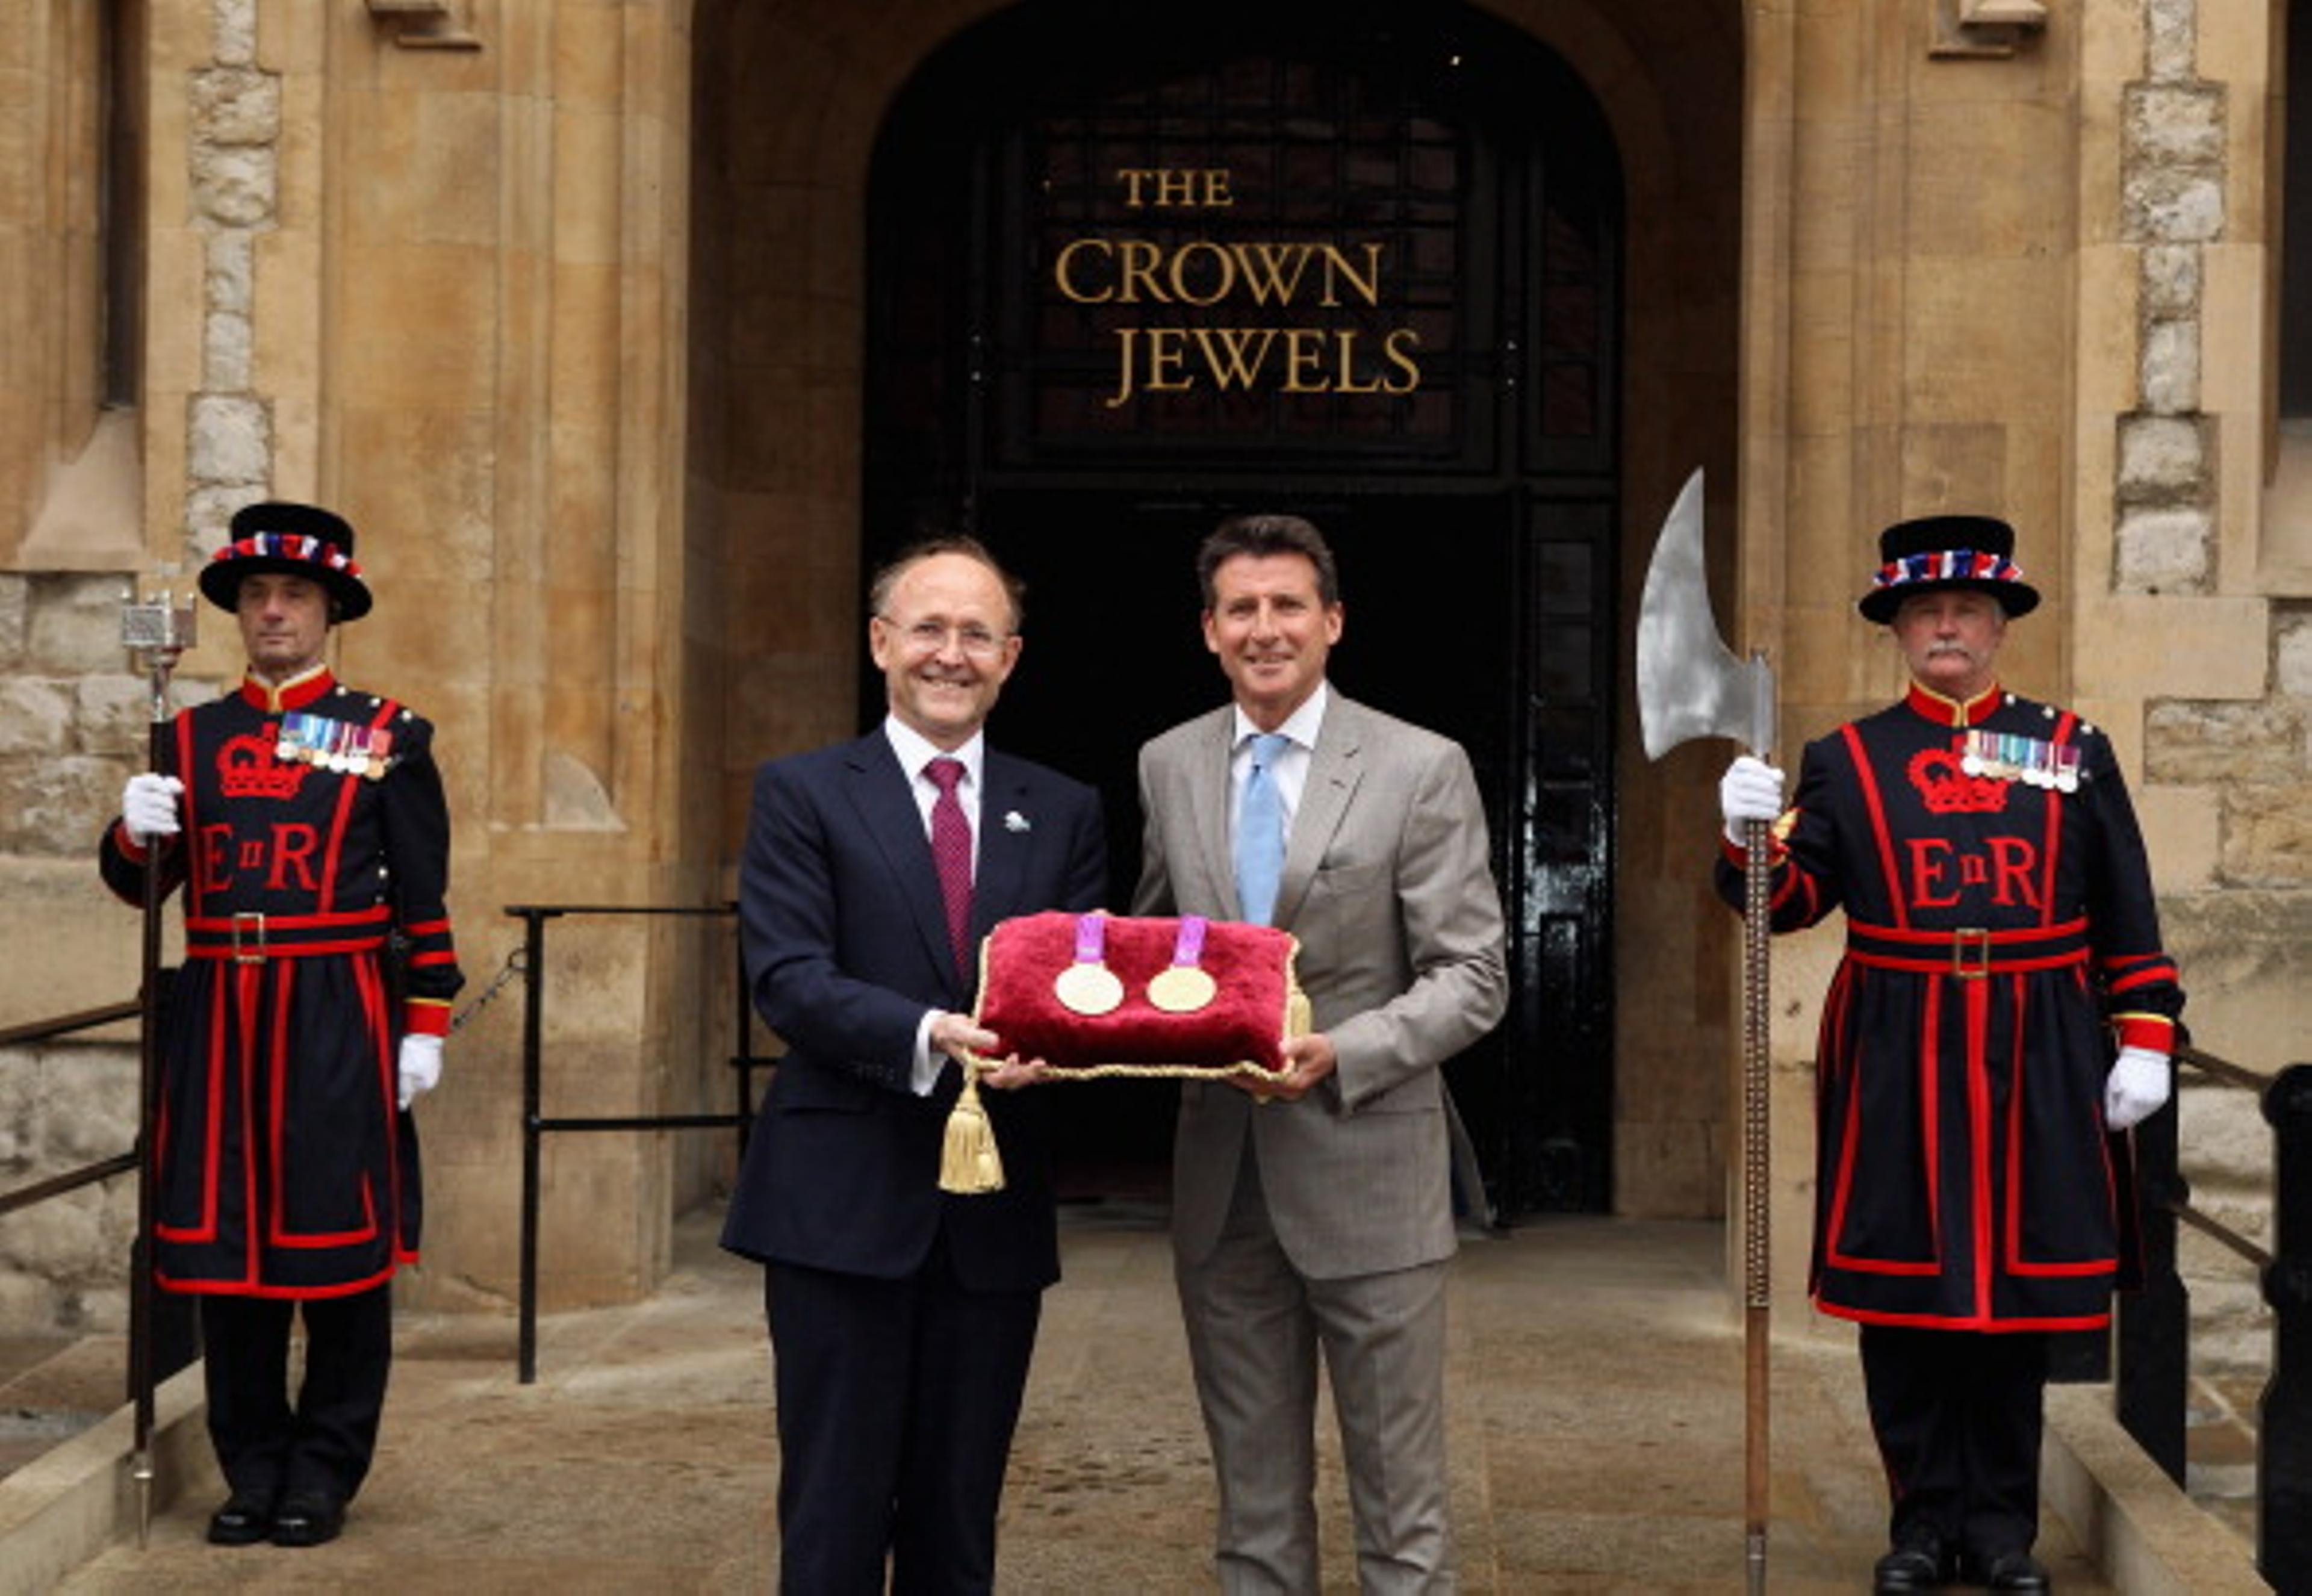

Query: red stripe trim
[
  {"left": 1925, "top": 978, "right": 1945, "bottom": 1264},
  {"left": 2039, "top": 712, "right": 2075, "bottom": 922},
  {"left": 1841, "top": 724, "right": 1907, "bottom": 929},
  {"left": 176, "top": 714, "right": 202, "bottom": 916},
  {"left": 185, "top": 937, "right": 388, "bottom": 961},
  {"left": 356, "top": 955, "right": 405, "bottom": 1258},
  {"left": 408, "top": 949, "right": 457, "bottom": 967},
  {"left": 2003, "top": 972, "right": 2027, "bottom": 1276},
  {"left": 187, "top": 907, "right": 392, "bottom": 930},
  {"left": 1815, "top": 1300, "right": 2112, "bottom": 1333},
  {"left": 1848, "top": 916, "right": 2091, "bottom": 945},
  {"left": 268, "top": 966, "right": 292, "bottom": 1243},
  {"left": 157, "top": 1262, "right": 400, "bottom": 1300},
  {"left": 240, "top": 965, "right": 260, "bottom": 1281},
  {"left": 1844, "top": 948, "right": 2089, "bottom": 976},
  {"left": 402, "top": 917, "right": 451, "bottom": 937},
  {"left": 1966, "top": 977, "right": 1993, "bottom": 1319},
  {"left": 2105, "top": 967, "right": 2175, "bottom": 994}
]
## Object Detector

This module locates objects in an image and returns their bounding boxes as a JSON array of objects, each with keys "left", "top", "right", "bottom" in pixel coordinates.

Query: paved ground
[{"left": 25, "top": 1204, "right": 2134, "bottom": 1594}]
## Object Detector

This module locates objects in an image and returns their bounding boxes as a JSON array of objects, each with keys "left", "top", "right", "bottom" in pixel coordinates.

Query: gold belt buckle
[
  {"left": 230, "top": 911, "right": 267, "bottom": 964},
  {"left": 1951, "top": 927, "right": 1990, "bottom": 980}
]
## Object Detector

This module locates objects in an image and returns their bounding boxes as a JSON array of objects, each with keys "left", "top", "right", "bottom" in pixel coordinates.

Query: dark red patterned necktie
[{"left": 925, "top": 757, "right": 973, "bottom": 979}]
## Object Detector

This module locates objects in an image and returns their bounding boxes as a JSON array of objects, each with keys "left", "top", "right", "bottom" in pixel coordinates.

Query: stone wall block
[
  {"left": 204, "top": 308, "right": 253, "bottom": 392},
  {"left": 2116, "top": 415, "right": 2205, "bottom": 497},
  {"left": 37, "top": 1049, "right": 138, "bottom": 1165},
  {"left": 2122, "top": 169, "right": 2223, "bottom": 242},
  {"left": 0, "top": 677, "right": 73, "bottom": 755},
  {"left": 188, "top": 394, "right": 270, "bottom": 483},
  {"left": 0, "top": 754, "right": 123, "bottom": 855},
  {"left": 188, "top": 67, "right": 279, "bottom": 146},
  {"left": 2145, "top": 698, "right": 2305, "bottom": 784},
  {"left": 2125, "top": 83, "right": 2225, "bottom": 166},
  {"left": 2115, "top": 505, "right": 2212, "bottom": 591},
  {"left": 191, "top": 145, "right": 276, "bottom": 228},
  {"left": 0, "top": 1186, "right": 125, "bottom": 1282},
  {"left": 205, "top": 230, "right": 253, "bottom": 315},
  {"left": 28, "top": 576, "right": 138, "bottom": 674},
  {"left": 186, "top": 485, "right": 256, "bottom": 555},
  {"left": 2145, "top": 0, "right": 2195, "bottom": 80},
  {"left": 2139, "top": 243, "right": 2200, "bottom": 317},
  {"left": 2140, "top": 318, "right": 2199, "bottom": 414},
  {"left": 2220, "top": 781, "right": 2312, "bottom": 884},
  {"left": 74, "top": 677, "right": 148, "bottom": 755},
  {"left": 0, "top": 577, "right": 26, "bottom": 664},
  {"left": 213, "top": 0, "right": 257, "bottom": 67},
  {"left": 2278, "top": 607, "right": 2312, "bottom": 698},
  {"left": 0, "top": 1047, "right": 32, "bottom": 1165}
]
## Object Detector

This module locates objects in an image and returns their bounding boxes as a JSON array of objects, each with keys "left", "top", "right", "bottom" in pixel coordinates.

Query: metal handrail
[
  {"left": 2116, "top": 1043, "right": 2310, "bottom": 1591},
  {"left": 0, "top": 996, "right": 194, "bottom": 1409},
  {"left": 506, "top": 903, "right": 777, "bottom": 1383},
  {"left": 0, "top": 999, "right": 141, "bottom": 1220}
]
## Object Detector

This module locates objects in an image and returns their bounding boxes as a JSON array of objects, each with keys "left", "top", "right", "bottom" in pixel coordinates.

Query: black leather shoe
[
  {"left": 1983, "top": 1550, "right": 2051, "bottom": 1592},
  {"left": 269, "top": 1492, "right": 345, "bottom": 1547},
  {"left": 1872, "top": 1532, "right": 1953, "bottom": 1592},
  {"left": 205, "top": 1490, "right": 276, "bottom": 1546}
]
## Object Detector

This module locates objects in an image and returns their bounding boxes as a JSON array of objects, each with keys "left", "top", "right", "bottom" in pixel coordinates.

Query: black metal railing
[
  {"left": 508, "top": 904, "right": 777, "bottom": 1383},
  {"left": 0, "top": 996, "right": 196, "bottom": 1399},
  {"left": 2117, "top": 1043, "right": 2310, "bottom": 1591}
]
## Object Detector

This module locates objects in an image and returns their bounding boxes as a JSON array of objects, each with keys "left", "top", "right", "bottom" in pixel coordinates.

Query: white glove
[
  {"left": 397, "top": 1034, "right": 444, "bottom": 1111},
  {"left": 2104, "top": 1046, "right": 2171, "bottom": 1131},
  {"left": 1718, "top": 756, "right": 1786, "bottom": 848},
  {"left": 120, "top": 773, "right": 184, "bottom": 845}
]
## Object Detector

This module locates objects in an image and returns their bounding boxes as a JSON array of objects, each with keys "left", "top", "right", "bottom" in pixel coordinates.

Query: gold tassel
[{"left": 939, "top": 1061, "right": 1006, "bottom": 1194}]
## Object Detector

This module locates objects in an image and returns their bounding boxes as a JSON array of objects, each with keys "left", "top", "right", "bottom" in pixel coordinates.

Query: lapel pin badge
[{"left": 1004, "top": 810, "right": 1030, "bottom": 833}]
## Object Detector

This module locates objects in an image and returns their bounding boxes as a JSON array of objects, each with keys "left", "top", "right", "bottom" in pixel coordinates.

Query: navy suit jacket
[{"left": 720, "top": 730, "right": 1107, "bottom": 1293}]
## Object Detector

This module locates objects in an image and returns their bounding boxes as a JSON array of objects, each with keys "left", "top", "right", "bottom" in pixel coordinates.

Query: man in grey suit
[{"left": 1133, "top": 513, "right": 1509, "bottom": 1593}]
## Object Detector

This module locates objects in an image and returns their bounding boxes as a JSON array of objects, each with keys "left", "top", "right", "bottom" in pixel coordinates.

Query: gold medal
[
  {"left": 1054, "top": 960, "right": 1124, "bottom": 1016},
  {"left": 1147, "top": 915, "right": 1217, "bottom": 1013},
  {"left": 1053, "top": 913, "right": 1123, "bottom": 1015},
  {"left": 1147, "top": 964, "right": 1217, "bottom": 1013}
]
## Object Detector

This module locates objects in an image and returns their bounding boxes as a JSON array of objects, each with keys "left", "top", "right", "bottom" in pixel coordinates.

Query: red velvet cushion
[{"left": 970, "top": 911, "right": 1299, "bottom": 1077}]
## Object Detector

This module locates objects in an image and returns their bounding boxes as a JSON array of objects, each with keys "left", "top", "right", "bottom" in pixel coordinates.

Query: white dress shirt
[{"left": 883, "top": 716, "right": 986, "bottom": 1095}]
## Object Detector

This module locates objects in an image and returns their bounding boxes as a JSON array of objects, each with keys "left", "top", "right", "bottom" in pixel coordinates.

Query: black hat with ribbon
[
  {"left": 199, "top": 501, "right": 373, "bottom": 622},
  {"left": 1858, "top": 514, "right": 2039, "bottom": 624}
]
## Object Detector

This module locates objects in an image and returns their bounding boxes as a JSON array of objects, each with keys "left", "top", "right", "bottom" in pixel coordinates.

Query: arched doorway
[{"left": 864, "top": 0, "right": 1626, "bottom": 1215}]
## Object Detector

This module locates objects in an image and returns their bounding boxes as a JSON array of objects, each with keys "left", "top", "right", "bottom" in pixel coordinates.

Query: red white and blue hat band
[
  {"left": 211, "top": 531, "right": 366, "bottom": 581},
  {"left": 1859, "top": 544, "right": 2038, "bottom": 622},
  {"left": 1871, "top": 547, "right": 2025, "bottom": 597}
]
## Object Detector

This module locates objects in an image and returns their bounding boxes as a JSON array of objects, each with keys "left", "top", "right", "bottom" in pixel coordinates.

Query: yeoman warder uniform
[
  {"left": 1715, "top": 516, "right": 2182, "bottom": 1593},
  {"left": 99, "top": 502, "right": 462, "bottom": 1548}
]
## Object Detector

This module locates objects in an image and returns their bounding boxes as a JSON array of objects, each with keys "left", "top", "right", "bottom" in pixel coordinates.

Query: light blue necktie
[{"left": 1235, "top": 731, "right": 1291, "bottom": 925}]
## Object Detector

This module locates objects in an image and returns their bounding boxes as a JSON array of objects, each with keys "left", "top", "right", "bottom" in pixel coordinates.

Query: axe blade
[{"left": 1637, "top": 468, "right": 1775, "bottom": 760}]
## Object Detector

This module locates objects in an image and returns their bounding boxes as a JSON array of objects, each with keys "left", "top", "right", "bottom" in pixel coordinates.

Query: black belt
[
  {"left": 185, "top": 908, "right": 391, "bottom": 964},
  {"left": 1845, "top": 918, "right": 2090, "bottom": 980}
]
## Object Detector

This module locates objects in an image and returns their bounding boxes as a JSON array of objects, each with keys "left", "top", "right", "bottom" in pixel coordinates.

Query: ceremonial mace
[
  {"left": 1635, "top": 470, "right": 1776, "bottom": 1594},
  {"left": 120, "top": 587, "right": 195, "bottom": 1548}
]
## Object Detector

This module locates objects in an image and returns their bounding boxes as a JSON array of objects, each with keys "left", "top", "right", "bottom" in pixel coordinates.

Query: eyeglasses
[{"left": 886, "top": 618, "right": 1012, "bottom": 660}]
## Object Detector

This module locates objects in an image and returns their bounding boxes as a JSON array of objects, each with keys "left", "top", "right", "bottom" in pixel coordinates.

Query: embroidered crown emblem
[
  {"left": 218, "top": 727, "right": 308, "bottom": 800},
  {"left": 1907, "top": 747, "right": 2008, "bottom": 815}
]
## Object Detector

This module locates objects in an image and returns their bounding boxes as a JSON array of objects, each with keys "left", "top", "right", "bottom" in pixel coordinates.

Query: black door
[{"left": 864, "top": 0, "right": 1622, "bottom": 1214}]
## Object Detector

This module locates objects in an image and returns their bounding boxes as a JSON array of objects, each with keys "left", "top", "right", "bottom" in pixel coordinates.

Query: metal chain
[{"left": 450, "top": 946, "right": 527, "bottom": 1034}]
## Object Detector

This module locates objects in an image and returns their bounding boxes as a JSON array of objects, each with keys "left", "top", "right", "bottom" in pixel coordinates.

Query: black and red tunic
[
  {"left": 99, "top": 666, "right": 462, "bottom": 1299},
  {"left": 1716, "top": 682, "right": 2183, "bottom": 1332}
]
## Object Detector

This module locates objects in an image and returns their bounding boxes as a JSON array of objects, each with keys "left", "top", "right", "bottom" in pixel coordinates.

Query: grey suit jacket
[{"left": 1133, "top": 692, "right": 1508, "bottom": 1279}]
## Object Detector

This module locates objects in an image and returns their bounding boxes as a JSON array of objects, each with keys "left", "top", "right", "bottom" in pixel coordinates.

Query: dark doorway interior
[{"left": 862, "top": 1, "right": 1624, "bottom": 1217}]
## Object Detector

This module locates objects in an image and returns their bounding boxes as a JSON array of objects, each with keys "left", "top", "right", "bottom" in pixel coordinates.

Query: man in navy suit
[{"left": 721, "top": 536, "right": 1106, "bottom": 1595}]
